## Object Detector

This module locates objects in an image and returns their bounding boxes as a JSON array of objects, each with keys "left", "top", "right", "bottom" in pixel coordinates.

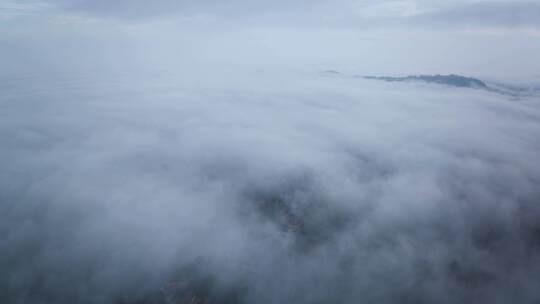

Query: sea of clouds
[{"left": 1, "top": 68, "right": 540, "bottom": 303}]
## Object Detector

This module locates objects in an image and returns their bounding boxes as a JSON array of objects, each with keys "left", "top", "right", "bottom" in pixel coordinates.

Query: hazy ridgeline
[{"left": 1, "top": 68, "right": 540, "bottom": 303}]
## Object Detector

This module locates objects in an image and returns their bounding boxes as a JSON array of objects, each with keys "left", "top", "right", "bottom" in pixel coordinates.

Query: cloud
[
  {"left": 1, "top": 68, "right": 540, "bottom": 303},
  {"left": 0, "top": 0, "right": 50, "bottom": 19},
  {"left": 43, "top": 0, "right": 330, "bottom": 21},
  {"left": 410, "top": 1, "right": 540, "bottom": 29},
  {"left": 28, "top": 0, "right": 538, "bottom": 31}
]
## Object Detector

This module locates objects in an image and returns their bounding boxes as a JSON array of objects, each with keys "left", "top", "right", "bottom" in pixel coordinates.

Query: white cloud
[
  {"left": 1, "top": 68, "right": 540, "bottom": 303},
  {"left": 30, "top": 0, "right": 540, "bottom": 30},
  {"left": 410, "top": 1, "right": 540, "bottom": 29},
  {"left": 354, "top": 0, "right": 422, "bottom": 18},
  {"left": 0, "top": 0, "right": 50, "bottom": 19}
]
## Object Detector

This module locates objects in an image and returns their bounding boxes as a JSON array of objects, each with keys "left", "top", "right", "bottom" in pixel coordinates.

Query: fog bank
[{"left": 1, "top": 69, "right": 540, "bottom": 303}]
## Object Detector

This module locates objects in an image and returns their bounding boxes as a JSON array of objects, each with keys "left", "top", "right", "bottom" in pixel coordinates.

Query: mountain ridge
[{"left": 362, "top": 74, "right": 488, "bottom": 88}]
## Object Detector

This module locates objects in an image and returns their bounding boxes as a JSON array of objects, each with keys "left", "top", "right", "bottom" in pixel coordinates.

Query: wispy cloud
[
  {"left": 33, "top": 0, "right": 540, "bottom": 30},
  {"left": 409, "top": 1, "right": 540, "bottom": 29},
  {"left": 0, "top": 0, "right": 50, "bottom": 20}
]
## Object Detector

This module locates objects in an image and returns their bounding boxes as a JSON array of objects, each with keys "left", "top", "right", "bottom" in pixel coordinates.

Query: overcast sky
[
  {"left": 2, "top": 0, "right": 540, "bottom": 26},
  {"left": 1, "top": 0, "right": 540, "bottom": 78}
]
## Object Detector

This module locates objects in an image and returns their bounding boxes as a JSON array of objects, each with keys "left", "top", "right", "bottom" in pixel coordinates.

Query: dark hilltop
[{"left": 363, "top": 74, "right": 488, "bottom": 88}]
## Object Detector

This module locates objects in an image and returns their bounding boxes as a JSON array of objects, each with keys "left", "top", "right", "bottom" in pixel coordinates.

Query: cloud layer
[
  {"left": 411, "top": 1, "right": 540, "bottom": 28},
  {"left": 33, "top": 0, "right": 540, "bottom": 29},
  {"left": 1, "top": 69, "right": 540, "bottom": 303}
]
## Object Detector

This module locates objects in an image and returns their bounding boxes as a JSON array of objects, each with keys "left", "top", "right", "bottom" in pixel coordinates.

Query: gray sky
[
  {"left": 2, "top": 0, "right": 539, "bottom": 27},
  {"left": 1, "top": 0, "right": 540, "bottom": 78}
]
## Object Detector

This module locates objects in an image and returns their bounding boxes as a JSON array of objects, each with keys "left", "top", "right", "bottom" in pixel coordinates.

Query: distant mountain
[
  {"left": 362, "top": 74, "right": 488, "bottom": 88},
  {"left": 321, "top": 71, "right": 538, "bottom": 98}
]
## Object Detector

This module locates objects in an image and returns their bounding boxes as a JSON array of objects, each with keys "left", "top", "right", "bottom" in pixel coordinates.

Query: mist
[{"left": 2, "top": 1, "right": 540, "bottom": 303}]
